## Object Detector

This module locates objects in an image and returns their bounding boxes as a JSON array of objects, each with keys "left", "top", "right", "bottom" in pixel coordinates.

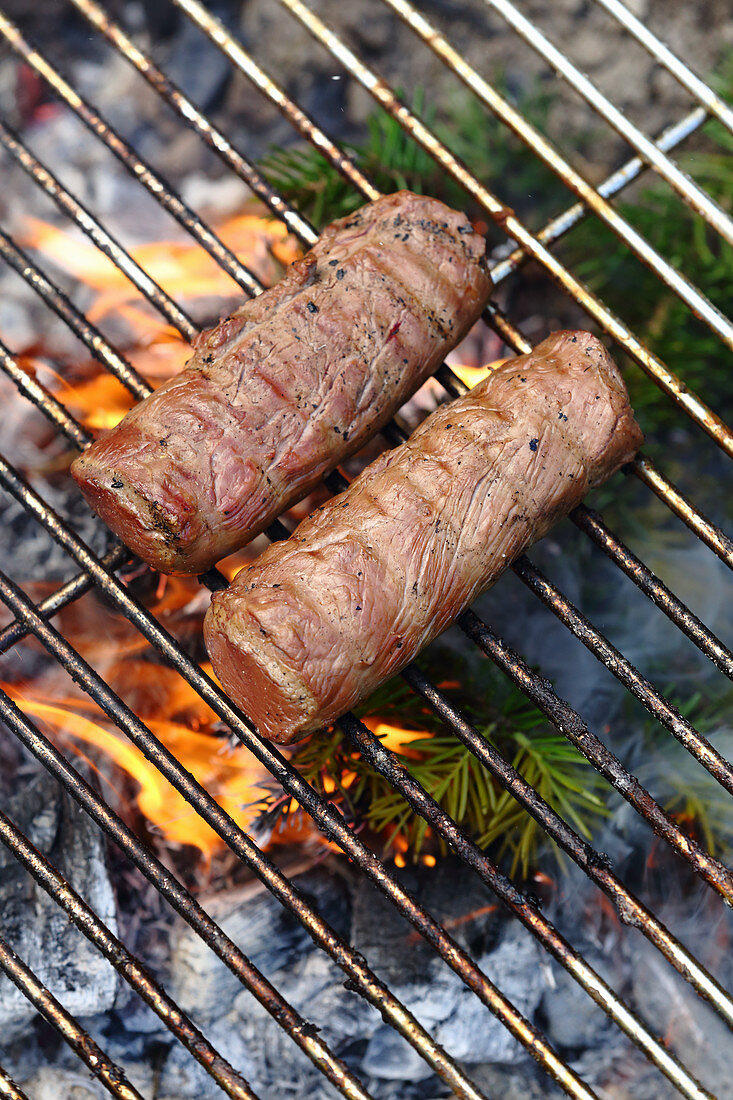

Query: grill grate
[{"left": 0, "top": 1, "right": 730, "bottom": 1098}]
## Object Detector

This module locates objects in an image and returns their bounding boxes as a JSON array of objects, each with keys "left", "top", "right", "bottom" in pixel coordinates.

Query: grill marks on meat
[
  {"left": 204, "top": 331, "right": 643, "bottom": 743},
  {"left": 71, "top": 192, "right": 491, "bottom": 575}
]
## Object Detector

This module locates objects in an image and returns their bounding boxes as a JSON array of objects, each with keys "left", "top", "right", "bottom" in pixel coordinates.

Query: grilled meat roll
[
  {"left": 205, "top": 330, "right": 642, "bottom": 743},
  {"left": 71, "top": 191, "right": 491, "bottom": 575}
]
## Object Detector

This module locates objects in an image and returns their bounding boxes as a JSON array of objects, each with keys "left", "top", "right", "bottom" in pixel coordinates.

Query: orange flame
[
  {"left": 20, "top": 209, "right": 302, "bottom": 431},
  {"left": 4, "top": 683, "right": 272, "bottom": 859}
]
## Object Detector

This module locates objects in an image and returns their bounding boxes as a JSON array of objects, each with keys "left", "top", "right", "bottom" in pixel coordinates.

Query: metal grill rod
[
  {"left": 492, "top": 105, "right": 709, "bottom": 283},
  {"left": 2, "top": 809, "right": 336, "bottom": 1100},
  {"left": 399, "top": 662, "right": 733, "bottom": 1027},
  {"left": 0, "top": 1066, "right": 29, "bottom": 1100},
  {"left": 514, "top": 554, "right": 733, "bottom": 777},
  {"left": 481, "top": 0, "right": 733, "bottom": 245},
  {"left": 0, "top": 932, "right": 145, "bottom": 1100},
  {"left": 459, "top": 608, "right": 733, "bottom": 890},
  {"left": 70, "top": 0, "right": 316, "bottom": 243},
  {"left": 227, "top": 0, "right": 733, "bottom": 456},
  {"left": 0, "top": 467, "right": 720, "bottom": 1100},
  {"left": 0, "top": 352, "right": 721, "bottom": 1091},
  {"left": 338, "top": 715, "right": 713, "bottom": 1100},
  {"left": 0, "top": 12, "right": 263, "bottom": 300},
  {"left": 3, "top": 0, "right": 728, "bottom": 589},
  {"left": 0, "top": 119, "right": 197, "bottom": 341},
  {"left": 594, "top": 0, "right": 733, "bottom": 134},
  {"left": 0, "top": 690, "right": 466, "bottom": 1100},
  {"left": 629, "top": 457, "right": 733, "bottom": 572},
  {"left": 571, "top": 505, "right": 733, "bottom": 667},
  {"left": 0, "top": 810, "right": 262, "bottom": 1100},
  {"left": 0, "top": 543, "right": 581, "bottom": 1100},
  {"left": 0, "top": 228, "right": 151, "bottom": 399},
  {"left": 0, "top": 337, "right": 90, "bottom": 450},
  {"left": 380, "top": 0, "right": 733, "bottom": 350},
  {"left": 68, "top": 0, "right": 351, "bottom": 244}
]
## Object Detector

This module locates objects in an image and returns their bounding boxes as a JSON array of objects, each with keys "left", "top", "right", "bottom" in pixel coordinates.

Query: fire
[
  {"left": 3, "top": 681, "right": 272, "bottom": 859},
  {"left": 20, "top": 208, "right": 302, "bottom": 432}
]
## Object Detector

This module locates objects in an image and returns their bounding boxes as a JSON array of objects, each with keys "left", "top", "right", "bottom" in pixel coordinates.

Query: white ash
[{"left": 0, "top": 770, "right": 119, "bottom": 1043}]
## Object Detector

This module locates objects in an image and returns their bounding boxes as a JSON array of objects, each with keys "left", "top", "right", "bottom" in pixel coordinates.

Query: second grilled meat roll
[
  {"left": 71, "top": 190, "right": 491, "bottom": 575},
  {"left": 205, "top": 330, "right": 643, "bottom": 743}
]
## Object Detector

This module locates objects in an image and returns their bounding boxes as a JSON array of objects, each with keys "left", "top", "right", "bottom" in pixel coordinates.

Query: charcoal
[
  {"left": 160, "top": 861, "right": 545, "bottom": 1098},
  {"left": 0, "top": 771, "right": 118, "bottom": 1042}
]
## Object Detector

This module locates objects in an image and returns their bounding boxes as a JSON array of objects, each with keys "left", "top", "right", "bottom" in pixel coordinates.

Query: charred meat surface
[
  {"left": 71, "top": 191, "right": 491, "bottom": 574},
  {"left": 205, "top": 331, "right": 643, "bottom": 743}
]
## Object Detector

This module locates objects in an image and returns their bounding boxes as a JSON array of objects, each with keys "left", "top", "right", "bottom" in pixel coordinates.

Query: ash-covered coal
[{"left": 0, "top": 769, "right": 118, "bottom": 1042}]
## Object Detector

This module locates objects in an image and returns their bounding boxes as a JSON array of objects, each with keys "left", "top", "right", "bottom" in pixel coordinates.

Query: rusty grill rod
[
  {"left": 0, "top": 541, "right": 578, "bottom": 1100},
  {"left": 0, "top": 13, "right": 264, "bottom": 301},
  {"left": 0, "top": 119, "right": 197, "bottom": 341},
  {"left": 513, "top": 554, "right": 733, "bottom": 778},
  {"left": 338, "top": 715, "right": 713, "bottom": 1100},
  {"left": 0, "top": 463, "right": 725, "bottom": 1100},
  {"left": 381, "top": 0, "right": 733, "bottom": 350},
  {"left": 491, "top": 105, "right": 709, "bottom": 283},
  {"left": 630, "top": 457, "right": 733, "bottom": 572},
  {"left": 0, "top": 545, "right": 130, "bottom": 654},
  {"left": 67, "top": 0, "right": 334, "bottom": 246},
  {"left": 592, "top": 0, "right": 733, "bottom": 133},
  {"left": 0, "top": 1067, "right": 29, "bottom": 1100},
  {"left": 0, "top": 337, "right": 90, "bottom": 450},
  {"left": 481, "top": 0, "right": 733, "bottom": 245},
  {"left": 0, "top": 808, "right": 262, "bottom": 1100},
  {"left": 217, "top": 0, "right": 733, "bottom": 456},
  {"left": 571, "top": 505, "right": 733, "bottom": 668},
  {"left": 68, "top": 0, "right": 317, "bottom": 244},
  {"left": 4, "top": 7, "right": 728, "bottom": 588},
  {"left": 0, "top": 690, "right": 455, "bottom": 1100},
  {"left": 0, "top": 227, "right": 151, "bottom": 400},
  {"left": 0, "top": 932, "right": 145, "bottom": 1100}
]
